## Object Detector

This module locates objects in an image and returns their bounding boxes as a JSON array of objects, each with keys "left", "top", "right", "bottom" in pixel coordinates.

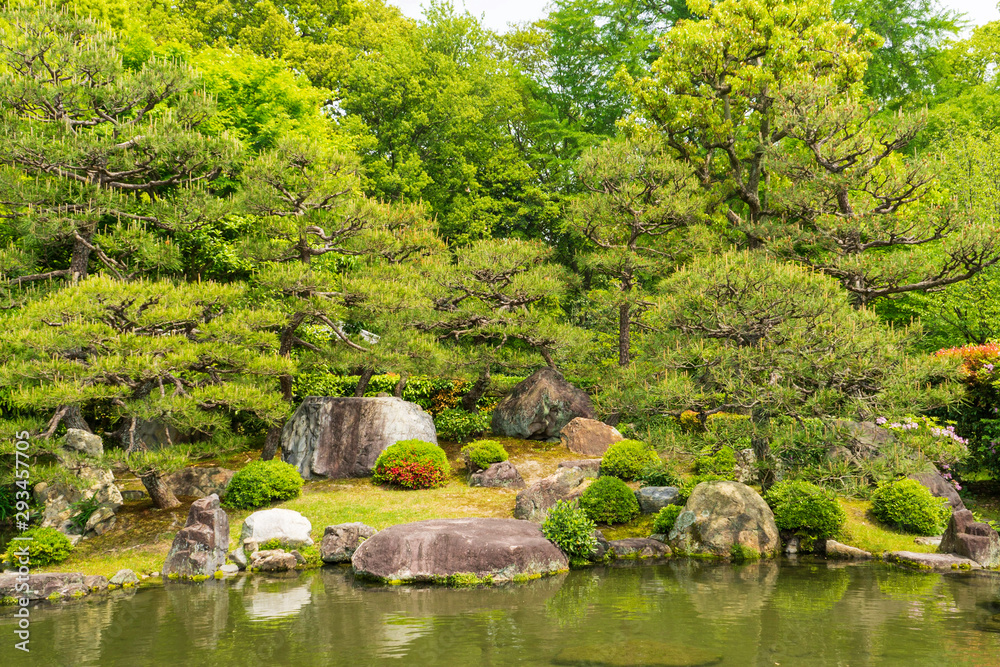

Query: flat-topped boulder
[
  {"left": 281, "top": 396, "right": 437, "bottom": 479},
  {"left": 351, "top": 518, "right": 568, "bottom": 583},
  {"left": 557, "top": 459, "right": 602, "bottom": 474},
  {"left": 939, "top": 509, "right": 1000, "bottom": 568},
  {"left": 669, "top": 481, "right": 780, "bottom": 559},
  {"left": 514, "top": 467, "right": 594, "bottom": 522},
  {"left": 823, "top": 540, "right": 872, "bottom": 560},
  {"left": 491, "top": 368, "right": 594, "bottom": 440},
  {"left": 559, "top": 417, "right": 622, "bottom": 456},
  {"left": 163, "top": 494, "right": 230, "bottom": 578},
  {"left": 887, "top": 551, "right": 981, "bottom": 570},
  {"left": 0, "top": 572, "right": 104, "bottom": 600},
  {"left": 609, "top": 538, "right": 672, "bottom": 559}
]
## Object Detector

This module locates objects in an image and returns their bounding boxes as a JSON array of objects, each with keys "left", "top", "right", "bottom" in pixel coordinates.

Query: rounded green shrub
[
  {"left": 764, "top": 480, "right": 845, "bottom": 540},
  {"left": 870, "top": 478, "right": 951, "bottom": 536},
  {"left": 3, "top": 527, "right": 72, "bottom": 566},
  {"left": 579, "top": 476, "right": 640, "bottom": 525},
  {"left": 541, "top": 500, "right": 598, "bottom": 566},
  {"left": 653, "top": 505, "right": 683, "bottom": 535},
  {"left": 460, "top": 439, "right": 508, "bottom": 472},
  {"left": 372, "top": 439, "right": 450, "bottom": 489},
  {"left": 600, "top": 440, "right": 661, "bottom": 481},
  {"left": 225, "top": 459, "right": 304, "bottom": 509}
]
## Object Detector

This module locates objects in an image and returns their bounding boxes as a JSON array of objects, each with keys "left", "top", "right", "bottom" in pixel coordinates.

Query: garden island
[{"left": 0, "top": 0, "right": 998, "bottom": 664}]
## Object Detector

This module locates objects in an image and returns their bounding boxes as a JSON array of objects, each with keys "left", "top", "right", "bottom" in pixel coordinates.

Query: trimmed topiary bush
[
  {"left": 653, "top": 505, "right": 683, "bottom": 535},
  {"left": 372, "top": 439, "right": 450, "bottom": 489},
  {"left": 460, "top": 439, "right": 508, "bottom": 472},
  {"left": 579, "top": 476, "right": 641, "bottom": 525},
  {"left": 870, "top": 478, "right": 951, "bottom": 536},
  {"left": 225, "top": 459, "right": 304, "bottom": 509},
  {"left": 3, "top": 527, "right": 72, "bottom": 566},
  {"left": 541, "top": 500, "right": 598, "bottom": 566},
  {"left": 600, "top": 439, "right": 661, "bottom": 481},
  {"left": 694, "top": 445, "right": 737, "bottom": 477},
  {"left": 764, "top": 480, "right": 846, "bottom": 541}
]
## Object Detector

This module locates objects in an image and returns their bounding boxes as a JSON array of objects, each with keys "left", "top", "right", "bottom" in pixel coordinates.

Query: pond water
[{"left": 2, "top": 560, "right": 999, "bottom": 666}]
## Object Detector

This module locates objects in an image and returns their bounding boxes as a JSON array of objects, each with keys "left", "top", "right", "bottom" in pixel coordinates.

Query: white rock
[{"left": 241, "top": 508, "right": 313, "bottom": 547}]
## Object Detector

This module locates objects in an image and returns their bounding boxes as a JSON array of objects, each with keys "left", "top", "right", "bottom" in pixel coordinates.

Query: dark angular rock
[
  {"left": 320, "top": 522, "right": 378, "bottom": 563},
  {"left": 491, "top": 368, "right": 594, "bottom": 440},
  {"left": 162, "top": 494, "right": 230, "bottom": 577},
  {"left": 635, "top": 486, "right": 681, "bottom": 514},
  {"left": 281, "top": 396, "right": 437, "bottom": 479},
  {"left": 514, "top": 467, "right": 593, "bottom": 522},
  {"left": 609, "top": 538, "right": 672, "bottom": 559},
  {"left": 559, "top": 417, "right": 622, "bottom": 456},
  {"left": 909, "top": 466, "right": 966, "bottom": 511},
  {"left": 351, "top": 518, "right": 569, "bottom": 583},
  {"left": 469, "top": 461, "right": 526, "bottom": 489},
  {"left": 939, "top": 509, "right": 1000, "bottom": 568}
]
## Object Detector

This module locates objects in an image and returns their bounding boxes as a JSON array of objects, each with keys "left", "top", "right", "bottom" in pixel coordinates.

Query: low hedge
[{"left": 601, "top": 440, "right": 661, "bottom": 481}]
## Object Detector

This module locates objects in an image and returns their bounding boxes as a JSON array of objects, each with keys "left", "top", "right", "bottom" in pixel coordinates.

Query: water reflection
[{"left": 1, "top": 563, "right": 998, "bottom": 666}]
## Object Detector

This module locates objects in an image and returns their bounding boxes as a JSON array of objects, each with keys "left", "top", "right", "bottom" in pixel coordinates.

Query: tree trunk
[
  {"left": 751, "top": 436, "right": 777, "bottom": 493},
  {"left": 461, "top": 370, "right": 490, "bottom": 412},
  {"left": 62, "top": 405, "right": 92, "bottom": 432},
  {"left": 261, "top": 425, "right": 282, "bottom": 461},
  {"left": 69, "top": 234, "right": 93, "bottom": 283},
  {"left": 618, "top": 302, "right": 631, "bottom": 367},
  {"left": 393, "top": 373, "right": 408, "bottom": 398},
  {"left": 140, "top": 471, "right": 181, "bottom": 509},
  {"left": 354, "top": 367, "right": 374, "bottom": 397}
]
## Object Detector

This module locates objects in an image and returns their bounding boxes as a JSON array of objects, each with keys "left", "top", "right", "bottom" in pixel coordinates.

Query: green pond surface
[{"left": 2, "top": 560, "right": 999, "bottom": 666}]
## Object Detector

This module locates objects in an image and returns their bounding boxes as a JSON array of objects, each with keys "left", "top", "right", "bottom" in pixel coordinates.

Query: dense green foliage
[
  {"left": 541, "top": 500, "right": 599, "bottom": 566},
  {"left": 870, "top": 479, "right": 952, "bottom": 536},
  {"left": 225, "top": 460, "right": 305, "bottom": 509},
  {"left": 3, "top": 527, "right": 73, "bottom": 567},
  {"left": 765, "top": 480, "right": 847, "bottom": 540},
  {"left": 460, "top": 439, "right": 508, "bottom": 472},
  {"left": 372, "top": 440, "right": 450, "bottom": 489},
  {"left": 579, "top": 476, "right": 640, "bottom": 525},
  {"left": 652, "top": 505, "right": 683, "bottom": 535},
  {"left": 1, "top": 0, "right": 999, "bottom": 528},
  {"left": 600, "top": 440, "right": 661, "bottom": 481}
]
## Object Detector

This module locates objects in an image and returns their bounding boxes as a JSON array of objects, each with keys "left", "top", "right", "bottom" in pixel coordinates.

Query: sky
[{"left": 388, "top": 0, "right": 1000, "bottom": 33}]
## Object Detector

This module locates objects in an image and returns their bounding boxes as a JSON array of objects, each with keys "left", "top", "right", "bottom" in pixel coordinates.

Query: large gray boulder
[
  {"left": 164, "top": 466, "right": 235, "bottom": 498},
  {"left": 939, "top": 509, "right": 1000, "bottom": 568},
  {"left": 514, "top": 467, "right": 595, "bottom": 522},
  {"left": 320, "top": 522, "right": 377, "bottom": 563},
  {"left": 163, "top": 494, "right": 230, "bottom": 577},
  {"left": 909, "top": 466, "right": 966, "bottom": 511},
  {"left": 491, "top": 368, "right": 594, "bottom": 440},
  {"left": 281, "top": 396, "right": 437, "bottom": 479},
  {"left": 559, "top": 417, "right": 622, "bottom": 456},
  {"left": 63, "top": 428, "right": 103, "bottom": 458},
  {"left": 351, "top": 518, "right": 569, "bottom": 583},
  {"left": 669, "top": 481, "right": 780, "bottom": 559},
  {"left": 33, "top": 464, "right": 123, "bottom": 540}
]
